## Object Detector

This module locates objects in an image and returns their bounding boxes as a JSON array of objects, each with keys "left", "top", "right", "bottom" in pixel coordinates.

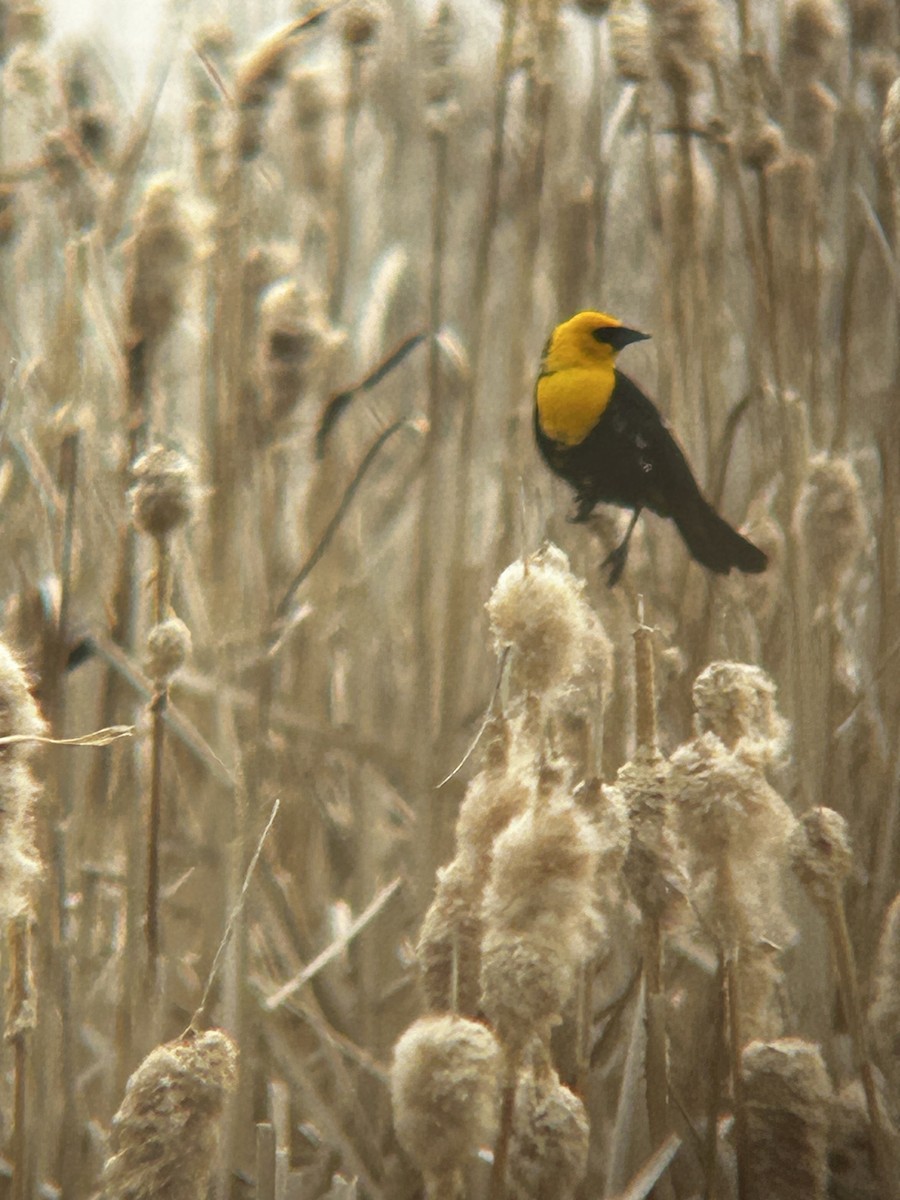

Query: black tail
[{"left": 673, "top": 496, "right": 767, "bottom": 575}]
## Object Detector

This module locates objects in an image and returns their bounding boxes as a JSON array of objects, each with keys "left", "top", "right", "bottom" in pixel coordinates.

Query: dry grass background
[{"left": 0, "top": 0, "right": 898, "bottom": 1195}]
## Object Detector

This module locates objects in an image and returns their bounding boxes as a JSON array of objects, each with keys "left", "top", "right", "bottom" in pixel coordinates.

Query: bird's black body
[{"left": 535, "top": 368, "right": 767, "bottom": 583}]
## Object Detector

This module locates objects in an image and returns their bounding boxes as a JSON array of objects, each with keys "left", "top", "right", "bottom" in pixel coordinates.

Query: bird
[{"left": 534, "top": 310, "right": 768, "bottom": 586}]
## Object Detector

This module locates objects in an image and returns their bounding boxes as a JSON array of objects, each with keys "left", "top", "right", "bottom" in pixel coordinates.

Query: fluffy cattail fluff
[
  {"left": 783, "top": 0, "right": 841, "bottom": 83},
  {"left": 870, "top": 892, "right": 900, "bottom": 1088},
  {"left": 130, "top": 447, "right": 198, "bottom": 540},
  {"left": 391, "top": 1015, "right": 501, "bottom": 1197},
  {"left": 125, "top": 177, "right": 193, "bottom": 348},
  {"left": 487, "top": 546, "right": 590, "bottom": 699},
  {"left": 257, "top": 283, "right": 338, "bottom": 431},
  {"left": 794, "top": 455, "right": 866, "bottom": 599},
  {"left": 481, "top": 786, "right": 600, "bottom": 1051},
  {"left": 418, "top": 721, "right": 530, "bottom": 1014},
  {"left": 670, "top": 732, "right": 795, "bottom": 1036},
  {"left": 609, "top": 0, "right": 651, "bottom": 83},
  {"left": 552, "top": 608, "right": 614, "bottom": 781},
  {"left": 691, "top": 662, "right": 788, "bottom": 765},
  {"left": 417, "top": 857, "right": 484, "bottom": 1015},
  {"left": 617, "top": 756, "right": 682, "bottom": 922},
  {"left": 101, "top": 1029, "right": 238, "bottom": 1200},
  {"left": 0, "top": 643, "right": 46, "bottom": 921},
  {"left": 507, "top": 1067, "right": 589, "bottom": 1200},
  {"left": 742, "top": 1038, "right": 831, "bottom": 1200},
  {"left": 145, "top": 618, "right": 191, "bottom": 685},
  {"left": 789, "top": 806, "right": 853, "bottom": 908},
  {"left": 881, "top": 79, "right": 900, "bottom": 188}
]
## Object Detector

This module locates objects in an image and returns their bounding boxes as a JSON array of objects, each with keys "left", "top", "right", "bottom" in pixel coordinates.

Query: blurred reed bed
[{"left": 0, "top": 0, "right": 897, "bottom": 1195}]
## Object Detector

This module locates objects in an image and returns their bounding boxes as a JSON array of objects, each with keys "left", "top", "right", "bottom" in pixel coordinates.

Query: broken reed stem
[
  {"left": 145, "top": 535, "right": 172, "bottom": 981},
  {"left": 634, "top": 617, "right": 657, "bottom": 753},
  {"left": 8, "top": 918, "right": 31, "bottom": 1200},
  {"left": 823, "top": 881, "right": 898, "bottom": 1200},
  {"left": 256, "top": 1122, "right": 277, "bottom": 1200}
]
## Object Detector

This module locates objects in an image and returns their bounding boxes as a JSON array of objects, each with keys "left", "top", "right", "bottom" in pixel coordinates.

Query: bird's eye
[{"left": 592, "top": 326, "right": 625, "bottom": 348}]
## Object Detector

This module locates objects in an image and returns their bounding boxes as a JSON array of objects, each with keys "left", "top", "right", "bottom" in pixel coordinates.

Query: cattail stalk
[
  {"left": 631, "top": 612, "right": 674, "bottom": 1200},
  {"left": 145, "top": 536, "right": 170, "bottom": 979},
  {"left": 50, "top": 433, "right": 80, "bottom": 1198}
]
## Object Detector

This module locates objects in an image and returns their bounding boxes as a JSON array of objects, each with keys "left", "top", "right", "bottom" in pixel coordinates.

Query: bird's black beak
[{"left": 592, "top": 325, "right": 651, "bottom": 351}]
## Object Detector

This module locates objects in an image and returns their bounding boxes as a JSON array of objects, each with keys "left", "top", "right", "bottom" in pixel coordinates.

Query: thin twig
[
  {"left": 275, "top": 419, "right": 420, "bottom": 624},
  {"left": 264, "top": 877, "right": 403, "bottom": 1010},
  {"left": 188, "top": 797, "right": 281, "bottom": 1032}
]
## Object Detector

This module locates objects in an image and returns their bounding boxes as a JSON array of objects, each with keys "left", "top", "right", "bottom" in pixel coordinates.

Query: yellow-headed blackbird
[{"left": 535, "top": 311, "right": 768, "bottom": 585}]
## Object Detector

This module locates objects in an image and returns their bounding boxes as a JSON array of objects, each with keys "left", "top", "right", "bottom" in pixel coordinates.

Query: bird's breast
[{"left": 535, "top": 365, "right": 616, "bottom": 447}]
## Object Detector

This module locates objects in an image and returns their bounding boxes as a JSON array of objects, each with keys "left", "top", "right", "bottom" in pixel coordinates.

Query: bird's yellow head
[{"left": 541, "top": 311, "right": 650, "bottom": 373}]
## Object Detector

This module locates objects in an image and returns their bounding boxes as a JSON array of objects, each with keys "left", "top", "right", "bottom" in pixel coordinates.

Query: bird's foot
[{"left": 567, "top": 497, "right": 595, "bottom": 525}]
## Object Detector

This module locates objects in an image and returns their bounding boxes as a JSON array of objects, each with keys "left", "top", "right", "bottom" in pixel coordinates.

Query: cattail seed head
[
  {"left": 488, "top": 546, "right": 590, "bottom": 697},
  {"left": 794, "top": 455, "right": 866, "bottom": 596},
  {"left": 670, "top": 732, "right": 796, "bottom": 950},
  {"left": 848, "top": 0, "right": 894, "bottom": 47},
  {"left": 783, "top": 0, "right": 841, "bottom": 81},
  {"left": 391, "top": 1016, "right": 501, "bottom": 1188},
  {"left": 145, "top": 618, "right": 191, "bottom": 685},
  {"left": 576, "top": 0, "right": 612, "bottom": 15},
  {"left": 691, "top": 661, "right": 787, "bottom": 764},
  {"left": 791, "top": 81, "right": 837, "bottom": 159},
  {"left": 740, "top": 120, "right": 786, "bottom": 171},
  {"left": 742, "top": 1038, "right": 831, "bottom": 1200},
  {"left": 339, "top": 0, "right": 385, "bottom": 47},
  {"left": 257, "top": 283, "right": 338, "bottom": 430},
  {"left": 126, "top": 177, "right": 193, "bottom": 347},
  {"left": 7, "top": 3, "right": 46, "bottom": 46},
  {"left": 131, "top": 446, "right": 198, "bottom": 539},
  {"left": 0, "top": 643, "right": 46, "bottom": 922},
  {"left": 789, "top": 807, "right": 852, "bottom": 907},
  {"left": 648, "top": 0, "right": 720, "bottom": 93},
  {"left": 610, "top": 0, "right": 651, "bottom": 82},
  {"left": 424, "top": 2, "right": 460, "bottom": 136},
  {"left": 481, "top": 792, "right": 600, "bottom": 1048},
  {"left": 508, "top": 1069, "right": 589, "bottom": 1200},
  {"left": 417, "top": 856, "right": 484, "bottom": 1015},
  {"left": 101, "top": 1029, "right": 238, "bottom": 1199},
  {"left": 235, "top": 29, "right": 296, "bottom": 161}
]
